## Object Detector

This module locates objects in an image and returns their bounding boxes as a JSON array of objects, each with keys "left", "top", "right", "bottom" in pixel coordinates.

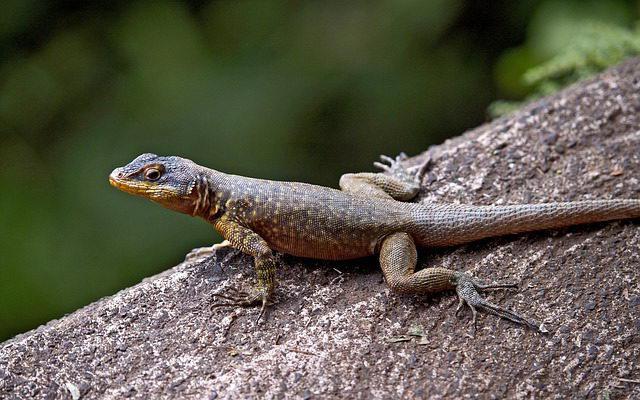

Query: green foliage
[
  {"left": 524, "top": 21, "right": 640, "bottom": 88},
  {"left": 490, "top": 0, "right": 640, "bottom": 118}
]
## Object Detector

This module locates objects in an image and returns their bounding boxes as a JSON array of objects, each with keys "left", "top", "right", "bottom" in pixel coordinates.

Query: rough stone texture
[{"left": 2, "top": 59, "right": 640, "bottom": 400}]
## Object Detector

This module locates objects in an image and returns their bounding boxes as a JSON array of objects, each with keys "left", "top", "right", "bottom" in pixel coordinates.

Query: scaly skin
[{"left": 109, "top": 153, "right": 640, "bottom": 331}]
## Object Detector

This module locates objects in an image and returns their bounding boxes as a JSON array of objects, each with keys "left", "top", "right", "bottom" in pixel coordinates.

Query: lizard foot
[
  {"left": 186, "top": 246, "right": 214, "bottom": 262},
  {"left": 185, "top": 240, "right": 232, "bottom": 262},
  {"left": 453, "top": 272, "right": 543, "bottom": 333},
  {"left": 211, "top": 286, "right": 272, "bottom": 322},
  {"left": 374, "top": 153, "right": 431, "bottom": 184}
]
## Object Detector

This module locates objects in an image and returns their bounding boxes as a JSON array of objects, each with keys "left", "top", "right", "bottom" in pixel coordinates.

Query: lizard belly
[{"left": 258, "top": 226, "right": 380, "bottom": 260}]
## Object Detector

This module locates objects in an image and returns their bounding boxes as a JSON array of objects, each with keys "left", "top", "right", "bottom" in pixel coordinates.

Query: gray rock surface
[{"left": 2, "top": 59, "right": 640, "bottom": 399}]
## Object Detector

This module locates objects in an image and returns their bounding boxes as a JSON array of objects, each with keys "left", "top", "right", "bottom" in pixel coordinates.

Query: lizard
[{"left": 109, "top": 152, "right": 640, "bottom": 331}]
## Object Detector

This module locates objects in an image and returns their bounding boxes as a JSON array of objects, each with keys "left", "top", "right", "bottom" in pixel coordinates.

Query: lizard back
[{"left": 223, "top": 175, "right": 416, "bottom": 259}]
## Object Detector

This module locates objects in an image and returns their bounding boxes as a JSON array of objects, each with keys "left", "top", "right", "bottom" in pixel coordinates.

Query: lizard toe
[
  {"left": 374, "top": 153, "right": 426, "bottom": 187},
  {"left": 185, "top": 246, "right": 215, "bottom": 262},
  {"left": 210, "top": 286, "right": 274, "bottom": 323},
  {"left": 454, "top": 272, "right": 542, "bottom": 332}
]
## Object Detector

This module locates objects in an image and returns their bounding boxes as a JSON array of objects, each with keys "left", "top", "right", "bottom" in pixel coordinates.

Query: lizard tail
[{"left": 411, "top": 199, "right": 640, "bottom": 247}]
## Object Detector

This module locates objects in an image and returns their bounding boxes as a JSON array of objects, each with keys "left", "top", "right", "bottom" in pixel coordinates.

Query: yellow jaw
[{"left": 109, "top": 170, "right": 181, "bottom": 200}]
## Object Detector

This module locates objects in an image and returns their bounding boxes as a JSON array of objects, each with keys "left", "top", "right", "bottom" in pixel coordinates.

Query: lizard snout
[{"left": 109, "top": 168, "right": 126, "bottom": 187}]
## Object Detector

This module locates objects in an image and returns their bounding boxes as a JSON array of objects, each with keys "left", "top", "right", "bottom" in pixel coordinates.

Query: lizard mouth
[
  {"left": 109, "top": 168, "right": 145, "bottom": 195},
  {"left": 109, "top": 168, "right": 184, "bottom": 199},
  {"left": 108, "top": 173, "right": 121, "bottom": 187}
]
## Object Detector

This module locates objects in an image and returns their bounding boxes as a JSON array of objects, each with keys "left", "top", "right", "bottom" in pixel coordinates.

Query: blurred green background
[{"left": 1, "top": 0, "right": 638, "bottom": 341}]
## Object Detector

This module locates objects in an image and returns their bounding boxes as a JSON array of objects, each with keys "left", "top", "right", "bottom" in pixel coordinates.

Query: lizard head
[{"left": 109, "top": 153, "right": 202, "bottom": 215}]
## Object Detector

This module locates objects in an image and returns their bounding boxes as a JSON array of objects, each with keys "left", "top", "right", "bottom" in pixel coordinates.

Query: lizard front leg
[
  {"left": 210, "top": 218, "right": 276, "bottom": 320},
  {"left": 379, "top": 232, "right": 541, "bottom": 332}
]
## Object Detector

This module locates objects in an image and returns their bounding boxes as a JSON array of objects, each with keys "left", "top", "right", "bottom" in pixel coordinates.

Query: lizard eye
[{"left": 144, "top": 168, "right": 162, "bottom": 181}]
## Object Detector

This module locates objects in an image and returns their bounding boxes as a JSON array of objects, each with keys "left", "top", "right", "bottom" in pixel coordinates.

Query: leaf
[{"left": 386, "top": 335, "right": 412, "bottom": 343}]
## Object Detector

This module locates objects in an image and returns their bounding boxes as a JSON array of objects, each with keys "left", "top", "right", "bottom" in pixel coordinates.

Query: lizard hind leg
[
  {"left": 379, "top": 232, "right": 542, "bottom": 332},
  {"left": 339, "top": 153, "right": 429, "bottom": 201}
]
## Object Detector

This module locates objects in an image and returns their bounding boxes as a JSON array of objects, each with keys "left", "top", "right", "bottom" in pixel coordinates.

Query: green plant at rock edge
[{"left": 490, "top": 21, "right": 640, "bottom": 118}]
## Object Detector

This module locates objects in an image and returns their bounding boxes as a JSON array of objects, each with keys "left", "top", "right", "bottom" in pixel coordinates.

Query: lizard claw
[
  {"left": 374, "top": 154, "right": 403, "bottom": 172},
  {"left": 379, "top": 154, "right": 396, "bottom": 164},
  {"left": 453, "top": 272, "right": 542, "bottom": 333},
  {"left": 186, "top": 240, "right": 233, "bottom": 262},
  {"left": 210, "top": 286, "right": 272, "bottom": 323},
  {"left": 185, "top": 246, "right": 215, "bottom": 262},
  {"left": 373, "top": 152, "right": 431, "bottom": 184},
  {"left": 374, "top": 153, "right": 431, "bottom": 183},
  {"left": 406, "top": 156, "right": 432, "bottom": 181}
]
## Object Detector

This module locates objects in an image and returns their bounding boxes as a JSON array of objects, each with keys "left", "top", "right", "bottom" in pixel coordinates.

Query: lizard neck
[{"left": 191, "top": 169, "right": 229, "bottom": 221}]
